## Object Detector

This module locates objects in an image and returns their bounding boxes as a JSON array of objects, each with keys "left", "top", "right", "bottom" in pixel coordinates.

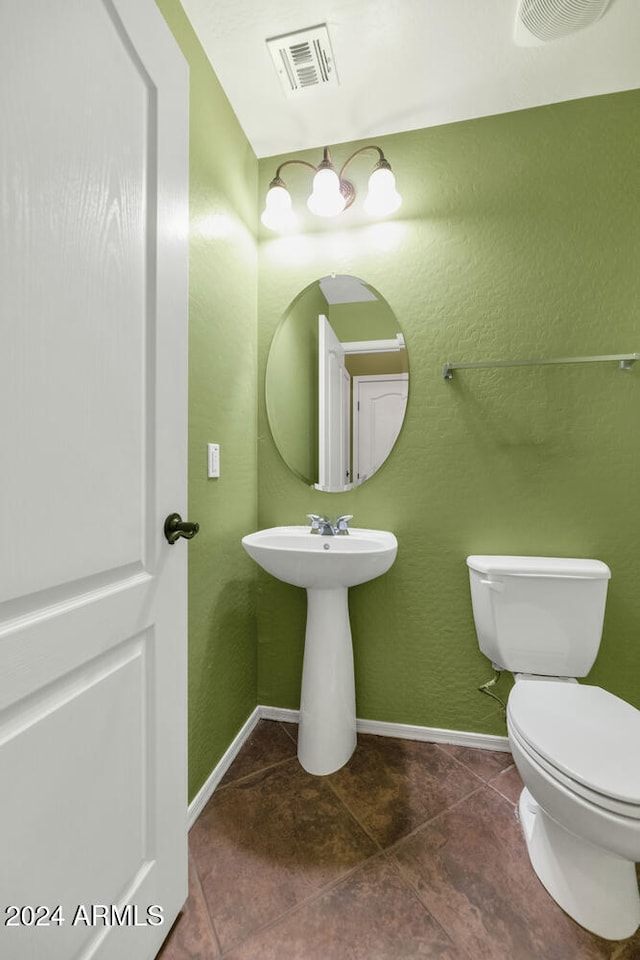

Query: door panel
[
  {"left": 353, "top": 375, "right": 408, "bottom": 481},
  {"left": 3, "top": 0, "right": 149, "bottom": 605},
  {"left": 0, "top": 1, "right": 189, "bottom": 958}
]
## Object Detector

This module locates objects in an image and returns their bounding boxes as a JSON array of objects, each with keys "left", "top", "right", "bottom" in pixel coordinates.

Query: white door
[
  {"left": 0, "top": 3, "right": 189, "bottom": 959},
  {"left": 318, "top": 315, "right": 351, "bottom": 490},
  {"left": 353, "top": 374, "right": 409, "bottom": 482}
]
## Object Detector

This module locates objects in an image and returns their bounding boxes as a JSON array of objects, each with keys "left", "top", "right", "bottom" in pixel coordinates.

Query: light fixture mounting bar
[{"left": 338, "top": 145, "right": 387, "bottom": 179}]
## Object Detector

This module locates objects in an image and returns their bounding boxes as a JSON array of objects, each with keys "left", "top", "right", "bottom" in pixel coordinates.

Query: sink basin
[
  {"left": 241, "top": 525, "right": 397, "bottom": 589},
  {"left": 242, "top": 525, "right": 398, "bottom": 776}
]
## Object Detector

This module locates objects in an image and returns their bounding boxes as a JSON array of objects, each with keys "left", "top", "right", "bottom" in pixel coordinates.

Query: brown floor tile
[
  {"left": 488, "top": 762, "right": 524, "bottom": 805},
  {"left": 223, "top": 854, "right": 468, "bottom": 960},
  {"left": 391, "top": 785, "right": 640, "bottom": 960},
  {"left": 218, "top": 720, "right": 297, "bottom": 787},
  {"left": 156, "top": 850, "right": 220, "bottom": 959},
  {"left": 327, "top": 734, "right": 482, "bottom": 848},
  {"left": 190, "top": 759, "right": 378, "bottom": 954},
  {"left": 175, "top": 732, "right": 640, "bottom": 960},
  {"left": 436, "top": 742, "right": 514, "bottom": 782}
]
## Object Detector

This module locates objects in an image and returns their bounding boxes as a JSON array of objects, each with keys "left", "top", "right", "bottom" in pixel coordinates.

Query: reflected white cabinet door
[{"left": 0, "top": 1, "right": 189, "bottom": 958}]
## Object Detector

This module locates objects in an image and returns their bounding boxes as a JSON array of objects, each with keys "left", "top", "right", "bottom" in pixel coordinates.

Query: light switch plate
[{"left": 207, "top": 443, "right": 220, "bottom": 478}]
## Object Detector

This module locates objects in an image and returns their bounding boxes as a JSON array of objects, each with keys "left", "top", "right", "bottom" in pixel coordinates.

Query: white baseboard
[
  {"left": 188, "top": 705, "right": 509, "bottom": 827},
  {"left": 356, "top": 717, "right": 510, "bottom": 752},
  {"left": 188, "top": 707, "right": 261, "bottom": 828},
  {"left": 260, "top": 705, "right": 510, "bottom": 752},
  {"left": 258, "top": 705, "right": 299, "bottom": 724}
]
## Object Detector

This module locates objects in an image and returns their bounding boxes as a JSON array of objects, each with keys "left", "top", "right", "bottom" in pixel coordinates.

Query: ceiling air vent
[
  {"left": 266, "top": 24, "right": 338, "bottom": 97},
  {"left": 514, "top": 0, "right": 612, "bottom": 45}
]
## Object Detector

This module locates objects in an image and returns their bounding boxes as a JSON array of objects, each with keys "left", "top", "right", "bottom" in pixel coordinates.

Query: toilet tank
[{"left": 466, "top": 556, "right": 611, "bottom": 677}]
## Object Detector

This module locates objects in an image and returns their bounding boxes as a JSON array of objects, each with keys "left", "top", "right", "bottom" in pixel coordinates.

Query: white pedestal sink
[{"left": 241, "top": 526, "right": 398, "bottom": 775}]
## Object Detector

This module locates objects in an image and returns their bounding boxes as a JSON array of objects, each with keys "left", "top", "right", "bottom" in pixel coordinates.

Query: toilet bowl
[
  {"left": 508, "top": 677, "right": 640, "bottom": 939},
  {"left": 466, "top": 555, "right": 640, "bottom": 940}
]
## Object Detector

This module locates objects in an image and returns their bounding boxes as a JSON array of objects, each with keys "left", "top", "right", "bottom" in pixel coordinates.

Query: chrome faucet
[
  {"left": 307, "top": 514, "right": 353, "bottom": 536},
  {"left": 307, "top": 514, "right": 334, "bottom": 535}
]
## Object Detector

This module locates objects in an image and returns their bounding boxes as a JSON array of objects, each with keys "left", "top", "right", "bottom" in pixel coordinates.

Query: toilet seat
[
  {"left": 508, "top": 681, "right": 640, "bottom": 818},
  {"left": 509, "top": 723, "right": 640, "bottom": 819}
]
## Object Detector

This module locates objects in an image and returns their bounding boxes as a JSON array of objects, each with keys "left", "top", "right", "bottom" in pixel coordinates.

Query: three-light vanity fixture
[{"left": 260, "top": 145, "right": 402, "bottom": 232}]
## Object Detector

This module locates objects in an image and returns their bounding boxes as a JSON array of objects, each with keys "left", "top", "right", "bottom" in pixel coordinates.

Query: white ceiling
[{"left": 180, "top": 0, "right": 640, "bottom": 159}]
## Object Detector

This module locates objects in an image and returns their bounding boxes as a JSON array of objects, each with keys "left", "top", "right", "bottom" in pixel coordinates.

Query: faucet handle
[
  {"left": 335, "top": 514, "right": 353, "bottom": 534},
  {"left": 307, "top": 514, "right": 323, "bottom": 532}
]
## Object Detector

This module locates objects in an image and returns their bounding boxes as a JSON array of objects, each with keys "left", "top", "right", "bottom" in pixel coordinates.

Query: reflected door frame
[{"left": 318, "top": 314, "right": 351, "bottom": 490}]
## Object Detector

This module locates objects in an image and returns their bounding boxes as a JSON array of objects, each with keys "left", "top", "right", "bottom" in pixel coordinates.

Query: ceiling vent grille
[
  {"left": 514, "top": 0, "right": 612, "bottom": 44},
  {"left": 267, "top": 24, "right": 338, "bottom": 97}
]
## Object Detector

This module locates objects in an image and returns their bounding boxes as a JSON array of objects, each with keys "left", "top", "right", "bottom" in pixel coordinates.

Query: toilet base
[{"left": 519, "top": 787, "right": 640, "bottom": 940}]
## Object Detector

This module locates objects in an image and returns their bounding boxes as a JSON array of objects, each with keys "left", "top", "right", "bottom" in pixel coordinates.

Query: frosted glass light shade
[
  {"left": 307, "top": 167, "right": 346, "bottom": 217},
  {"left": 261, "top": 184, "right": 296, "bottom": 231},
  {"left": 363, "top": 166, "right": 402, "bottom": 216}
]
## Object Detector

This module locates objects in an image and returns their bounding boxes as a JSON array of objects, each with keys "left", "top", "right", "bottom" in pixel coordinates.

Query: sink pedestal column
[{"left": 297, "top": 586, "right": 357, "bottom": 776}]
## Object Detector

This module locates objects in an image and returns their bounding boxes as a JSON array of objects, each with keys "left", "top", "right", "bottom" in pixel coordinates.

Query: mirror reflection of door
[
  {"left": 266, "top": 275, "right": 409, "bottom": 491},
  {"left": 353, "top": 374, "right": 409, "bottom": 482},
  {"left": 318, "top": 315, "right": 351, "bottom": 490}
]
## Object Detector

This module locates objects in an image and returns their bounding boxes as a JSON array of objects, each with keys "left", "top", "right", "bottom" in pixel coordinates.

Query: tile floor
[{"left": 157, "top": 720, "right": 640, "bottom": 959}]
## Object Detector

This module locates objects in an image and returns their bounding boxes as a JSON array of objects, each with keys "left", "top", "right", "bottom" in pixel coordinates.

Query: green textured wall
[
  {"left": 257, "top": 90, "right": 640, "bottom": 737},
  {"left": 156, "top": 0, "right": 259, "bottom": 800},
  {"left": 265, "top": 281, "right": 325, "bottom": 483}
]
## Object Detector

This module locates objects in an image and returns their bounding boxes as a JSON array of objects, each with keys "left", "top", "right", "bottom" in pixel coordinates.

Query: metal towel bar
[{"left": 443, "top": 353, "right": 640, "bottom": 381}]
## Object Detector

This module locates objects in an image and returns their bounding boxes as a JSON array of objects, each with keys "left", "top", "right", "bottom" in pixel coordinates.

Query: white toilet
[{"left": 467, "top": 555, "right": 640, "bottom": 940}]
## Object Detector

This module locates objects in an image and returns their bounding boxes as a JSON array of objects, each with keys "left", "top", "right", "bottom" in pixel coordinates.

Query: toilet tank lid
[{"left": 466, "top": 556, "right": 611, "bottom": 579}]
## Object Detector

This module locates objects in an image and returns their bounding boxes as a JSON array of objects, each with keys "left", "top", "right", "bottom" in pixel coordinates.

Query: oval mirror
[{"left": 266, "top": 275, "right": 409, "bottom": 492}]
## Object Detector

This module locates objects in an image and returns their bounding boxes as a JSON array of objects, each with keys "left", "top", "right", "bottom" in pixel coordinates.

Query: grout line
[
  {"left": 432, "top": 741, "right": 487, "bottom": 783},
  {"left": 216, "top": 850, "right": 388, "bottom": 958},
  {"left": 382, "top": 781, "right": 488, "bottom": 858},
  {"left": 381, "top": 855, "right": 476, "bottom": 960},
  {"left": 212, "top": 717, "right": 305, "bottom": 792},
  {"left": 432, "top": 741, "right": 522, "bottom": 807},
  {"left": 433, "top": 741, "right": 517, "bottom": 788},
  {"left": 213, "top": 752, "right": 299, "bottom": 792},
  {"left": 278, "top": 719, "right": 298, "bottom": 746},
  {"left": 485, "top": 766, "right": 521, "bottom": 806},
  {"left": 380, "top": 853, "right": 473, "bottom": 959},
  {"left": 188, "top": 844, "right": 223, "bottom": 956},
  {"left": 380, "top": 786, "right": 520, "bottom": 960},
  {"left": 322, "top": 744, "right": 496, "bottom": 857},
  {"left": 323, "top": 776, "right": 387, "bottom": 855}
]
